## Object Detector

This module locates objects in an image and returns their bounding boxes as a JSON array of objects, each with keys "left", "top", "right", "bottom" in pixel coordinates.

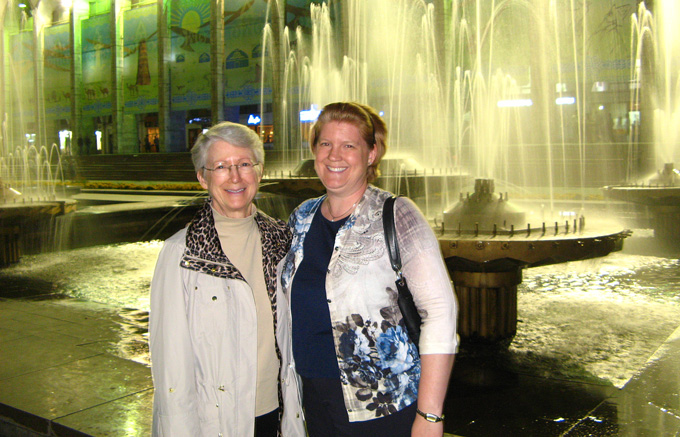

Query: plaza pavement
[{"left": 2, "top": 289, "right": 680, "bottom": 436}]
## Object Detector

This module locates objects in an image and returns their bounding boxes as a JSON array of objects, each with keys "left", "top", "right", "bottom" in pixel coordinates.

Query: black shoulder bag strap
[{"left": 383, "top": 196, "right": 421, "bottom": 348}]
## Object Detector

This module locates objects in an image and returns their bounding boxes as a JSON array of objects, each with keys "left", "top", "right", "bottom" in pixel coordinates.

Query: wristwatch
[{"left": 416, "top": 408, "right": 445, "bottom": 423}]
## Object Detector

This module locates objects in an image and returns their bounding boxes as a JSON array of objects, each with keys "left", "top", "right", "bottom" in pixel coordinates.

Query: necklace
[{"left": 324, "top": 199, "right": 358, "bottom": 222}]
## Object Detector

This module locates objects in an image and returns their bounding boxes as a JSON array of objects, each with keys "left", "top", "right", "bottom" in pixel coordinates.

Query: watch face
[{"left": 418, "top": 409, "right": 444, "bottom": 422}]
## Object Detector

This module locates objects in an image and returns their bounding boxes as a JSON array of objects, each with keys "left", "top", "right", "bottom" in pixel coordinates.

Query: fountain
[
  {"left": 0, "top": 143, "right": 76, "bottom": 265},
  {"left": 0, "top": 0, "right": 85, "bottom": 264},
  {"left": 603, "top": 2, "right": 680, "bottom": 246},
  {"left": 262, "top": 0, "right": 637, "bottom": 341},
  {"left": 440, "top": 178, "right": 628, "bottom": 341},
  {"left": 0, "top": 0, "right": 656, "bottom": 341}
]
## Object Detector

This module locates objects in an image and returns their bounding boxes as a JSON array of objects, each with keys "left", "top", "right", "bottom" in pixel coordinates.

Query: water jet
[{"left": 264, "top": 0, "right": 640, "bottom": 343}]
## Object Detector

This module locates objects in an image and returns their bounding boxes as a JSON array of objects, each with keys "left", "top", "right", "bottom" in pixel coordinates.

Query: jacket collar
[{"left": 181, "top": 199, "right": 291, "bottom": 284}]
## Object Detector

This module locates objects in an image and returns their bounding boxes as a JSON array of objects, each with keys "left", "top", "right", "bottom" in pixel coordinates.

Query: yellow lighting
[
  {"left": 95, "top": 130, "right": 102, "bottom": 151},
  {"left": 497, "top": 99, "right": 533, "bottom": 108}
]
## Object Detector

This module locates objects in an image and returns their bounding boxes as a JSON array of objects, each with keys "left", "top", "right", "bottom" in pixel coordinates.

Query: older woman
[
  {"left": 149, "top": 121, "right": 304, "bottom": 437},
  {"left": 280, "top": 102, "right": 458, "bottom": 436}
]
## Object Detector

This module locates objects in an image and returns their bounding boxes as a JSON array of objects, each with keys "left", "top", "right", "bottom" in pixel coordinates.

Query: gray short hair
[{"left": 191, "top": 121, "right": 264, "bottom": 173}]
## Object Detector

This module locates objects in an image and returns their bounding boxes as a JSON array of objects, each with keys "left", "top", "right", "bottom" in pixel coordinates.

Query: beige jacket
[{"left": 149, "top": 202, "right": 304, "bottom": 436}]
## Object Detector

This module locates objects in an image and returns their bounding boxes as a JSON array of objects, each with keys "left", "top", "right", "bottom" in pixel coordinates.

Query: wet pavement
[
  {"left": 2, "top": 277, "right": 680, "bottom": 436},
  {"left": 0, "top": 296, "right": 153, "bottom": 436},
  {"left": 446, "top": 328, "right": 680, "bottom": 436}
]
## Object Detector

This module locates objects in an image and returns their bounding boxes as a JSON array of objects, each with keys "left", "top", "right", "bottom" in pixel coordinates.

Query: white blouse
[{"left": 281, "top": 185, "right": 458, "bottom": 422}]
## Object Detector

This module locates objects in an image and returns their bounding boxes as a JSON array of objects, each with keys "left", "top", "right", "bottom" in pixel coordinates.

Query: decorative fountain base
[
  {"left": 438, "top": 179, "right": 629, "bottom": 343},
  {"left": 0, "top": 224, "right": 20, "bottom": 265},
  {"left": 451, "top": 269, "right": 520, "bottom": 342}
]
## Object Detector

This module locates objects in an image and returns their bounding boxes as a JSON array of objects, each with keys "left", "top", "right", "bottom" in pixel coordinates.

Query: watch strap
[{"left": 416, "top": 408, "right": 445, "bottom": 423}]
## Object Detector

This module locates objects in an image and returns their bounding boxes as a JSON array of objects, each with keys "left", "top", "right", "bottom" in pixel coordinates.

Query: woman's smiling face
[
  {"left": 197, "top": 140, "right": 261, "bottom": 218},
  {"left": 313, "top": 121, "right": 377, "bottom": 198}
]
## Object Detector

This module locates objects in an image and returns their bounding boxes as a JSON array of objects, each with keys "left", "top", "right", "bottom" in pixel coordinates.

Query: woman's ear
[
  {"left": 197, "top": 171, "right": 209, "bottom": 190},
  {"left": 369, "top": 146, "right": 378, "bottom": 164}
]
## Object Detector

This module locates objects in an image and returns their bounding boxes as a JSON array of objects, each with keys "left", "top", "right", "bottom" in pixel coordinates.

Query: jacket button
[
  {"left": 327, "top": 299, "right": 331, "bottom": 303},
  {"left": 212, "top": 296, "right": 217, "bottom": 301},
  {"left": 327, "top": 269, "right": 331, "bottom": 273},
  {"left": 218, "top": 385, "right": 225, "bottom": 391}
]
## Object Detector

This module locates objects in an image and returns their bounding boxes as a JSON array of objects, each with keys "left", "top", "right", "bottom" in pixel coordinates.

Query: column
[
  {"left": 0, "top": 2, "right": 7, "bottom": 156},
  {"left": 157, "top": 0, "right": 170, "bottom": 152},
  {"left": 32, "top": 0, "right": 47, "bottom": 148},
  {"left": 70, "top": 1, "right": 85, "bottom": 155},
  {"left": 210, "top": 0, "right": 225, "bottom": 124},
  {"left": 110, "top": 0, "right": 124, "bottom": 154}
]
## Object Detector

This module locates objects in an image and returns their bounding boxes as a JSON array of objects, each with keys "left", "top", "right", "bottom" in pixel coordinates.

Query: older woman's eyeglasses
[{"left": 203, "top": 161, "right": 261, "bottom": 175}]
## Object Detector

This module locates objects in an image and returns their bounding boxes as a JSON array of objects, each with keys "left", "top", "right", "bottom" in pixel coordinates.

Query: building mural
[
  {"left": 123, "top": 4, "right": 158, "bottom": 114},
  {"left": 1, "top": 0, "right": 318, "bottom": 154},
  {"left": 82, "top": 13, "right": 113, "bottom": 117},
  {"left": 9, "top": 31, "right": 35, "bottom": 122},
  {"left": 170, "top": 0, "right": 211, "bottom": 111},
  {"left": 44, "top": 23, "right": 71, "bottom": 120}
]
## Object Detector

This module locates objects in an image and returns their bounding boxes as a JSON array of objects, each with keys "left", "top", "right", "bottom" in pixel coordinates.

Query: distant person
[
  {"left": 149, "top": 121, "right": 304, "bottom": 436},
  {"left": 279, "top": 102, "right": 458, "bottom": 436}
]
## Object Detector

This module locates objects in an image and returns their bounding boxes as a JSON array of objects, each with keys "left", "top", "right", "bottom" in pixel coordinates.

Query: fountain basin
[
  {"left": 0, "top": 200, "right": 77, "bottom": 266},
  {"left": 439, "top": 226, "right": 628, "bottom": 270},
  {"left": 0, "top": 200, "right": 76, "bottom": 220},
  {"left": 603, "top": 164, "right": 680, "bottom": 243},
  {"left": 437, "top": 225, "right": 629, "bottom": 344},
  {"left": 437, "top": 178, "right": 630, "bottom": 343},
  {"left": 604, "top": 186, "right": 680, "bottom": 208}
]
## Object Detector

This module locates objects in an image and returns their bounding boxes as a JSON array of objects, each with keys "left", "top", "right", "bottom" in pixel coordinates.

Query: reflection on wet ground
[
  {"left": 514, "top": 254, "right": 680, "bottom": 388},
  {"left": 0, "top": 241, "right": 162, "bottom": 311},
  {"left": 0, "top": 242, "right": 160, "bottom": 367}
]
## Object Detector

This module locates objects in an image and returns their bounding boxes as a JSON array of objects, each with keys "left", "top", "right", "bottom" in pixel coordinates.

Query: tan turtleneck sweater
[{"left": 212, "top": 206, "right": 279, "bottom": 416}]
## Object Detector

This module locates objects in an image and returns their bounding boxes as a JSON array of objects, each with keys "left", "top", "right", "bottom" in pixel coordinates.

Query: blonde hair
[{"left": 309, "top": 102, "right": 388, "bottom": 183}]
